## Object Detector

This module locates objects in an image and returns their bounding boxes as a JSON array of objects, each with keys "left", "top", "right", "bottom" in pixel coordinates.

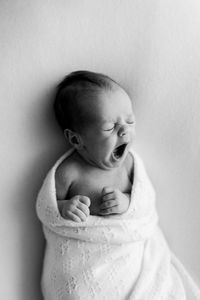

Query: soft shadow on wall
[{"left": 19, "top": 86, "right": 67, "bottom": 300}]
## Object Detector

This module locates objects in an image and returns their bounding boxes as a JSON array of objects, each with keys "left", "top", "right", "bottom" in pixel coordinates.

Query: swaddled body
[
  {"left": 36, "top": 71, "right": 200, "bottom": 300},
  {"left": 38, "top": 148, "right": 157, "bottom": 300},
  {"left": 37, "top": 148, "right": 200, "bottom": 300}
]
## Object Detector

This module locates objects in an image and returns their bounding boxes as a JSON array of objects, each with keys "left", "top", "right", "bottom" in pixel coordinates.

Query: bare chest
[{"left": 68, "top": 166, "right": 132, "bottom": 215}]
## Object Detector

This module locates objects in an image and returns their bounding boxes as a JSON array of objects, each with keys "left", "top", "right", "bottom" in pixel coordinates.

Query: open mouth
[{"left": 112, "top": 143, "right": 127, "bottom": 160}]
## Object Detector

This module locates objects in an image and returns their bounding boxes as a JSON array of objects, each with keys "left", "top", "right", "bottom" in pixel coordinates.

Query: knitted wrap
[{"left": 36, "top": 149, "right": 200, "bottom": 300}]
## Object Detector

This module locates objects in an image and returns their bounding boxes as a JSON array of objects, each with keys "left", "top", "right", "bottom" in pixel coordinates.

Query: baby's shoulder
[
  {"left": 55, "top": 152, "right": 80, "bottom": 199},
  {"left": 56, "top": 152, "right": 80, "bottom": 181}
]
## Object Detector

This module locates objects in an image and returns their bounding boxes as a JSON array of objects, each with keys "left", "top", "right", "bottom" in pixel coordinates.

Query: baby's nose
[{"left": 118, "top": 124, "right": 129, "bottom": 137}]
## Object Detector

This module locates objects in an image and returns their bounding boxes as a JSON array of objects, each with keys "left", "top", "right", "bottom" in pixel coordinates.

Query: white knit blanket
[{"left": 36, "top": 149, "right": 200, "bottom": 300}]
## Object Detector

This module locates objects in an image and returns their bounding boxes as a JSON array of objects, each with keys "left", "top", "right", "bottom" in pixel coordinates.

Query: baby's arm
[{"left": 55, "top": 161, "right": 90, "bottom": 222}]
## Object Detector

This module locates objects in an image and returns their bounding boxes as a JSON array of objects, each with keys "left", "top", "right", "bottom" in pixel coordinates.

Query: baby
[
  {"left": 37, "top": 70, "right": 200, "bottom": 299},
  {"left": 54, "top": 70, "right": 136, "bottom": 222}
]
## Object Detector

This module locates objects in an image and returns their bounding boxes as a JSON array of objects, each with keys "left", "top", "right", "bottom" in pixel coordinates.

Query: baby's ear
[{"left": 64, "top": 129, "right": 83, "bottom": 149}]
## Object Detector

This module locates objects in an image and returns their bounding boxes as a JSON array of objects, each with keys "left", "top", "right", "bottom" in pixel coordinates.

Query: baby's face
[{"left": 78, "top": 87, "right": 135, "bottom": 170}]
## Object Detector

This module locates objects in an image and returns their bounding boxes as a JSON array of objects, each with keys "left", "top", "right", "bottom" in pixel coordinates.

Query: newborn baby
[
  {"left": 37, "top": 70, "right": 200, "bottom": 300},
  {"left": 54, "top": 70, "right": 135, "bottom": 220}
]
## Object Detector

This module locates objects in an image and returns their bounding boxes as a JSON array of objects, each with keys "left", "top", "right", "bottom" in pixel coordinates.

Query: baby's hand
[
  {"left": 61, "top": 195, "right": 90, "bottom": 222},
  {"left": 99, "top": 187, "right": 130, "bottom": 216}
]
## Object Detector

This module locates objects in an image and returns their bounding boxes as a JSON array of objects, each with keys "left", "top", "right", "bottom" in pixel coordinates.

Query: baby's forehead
[{"left": 81, "top": 88, "right": 133, "bottom": 122}]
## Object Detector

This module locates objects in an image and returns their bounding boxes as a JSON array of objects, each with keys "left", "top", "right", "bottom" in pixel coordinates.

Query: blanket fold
[{"left": 36, "top": 149, "right": 200, "bottom": 300}]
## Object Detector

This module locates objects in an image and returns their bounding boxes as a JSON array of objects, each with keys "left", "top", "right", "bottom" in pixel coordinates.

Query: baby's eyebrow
[
  {"left": 127, "top": 114, "right": 135, "bottom": 119},
  {"left": 101, "top": 114, "right": 134, "bottom": 124},
  {"left": 99, "top": 120, "right": 114, "bottom": 129},
  {"left": 100, "top": 118, "right": 114, "bottom": 124}
]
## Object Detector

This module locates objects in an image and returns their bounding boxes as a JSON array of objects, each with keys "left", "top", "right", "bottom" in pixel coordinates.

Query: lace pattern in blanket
[{"left": 36, "top": 149, "right": 200, "bottom": 300}]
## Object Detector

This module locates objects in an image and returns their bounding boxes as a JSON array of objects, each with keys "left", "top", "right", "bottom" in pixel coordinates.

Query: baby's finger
[
  {"left": 79, "top": 196, "right": 91, "bottom": 207},
  {"left": 99, "top": 206, "right": 118, "bottom": 215},
  {"left": 102, "top": 186, "right": 114, "bottom": 196},
  {"left": 100, "top": 199, "right": 116, "bottom": 210},
  {"left": 77, "top": 201, "right": 90, "bottom": 217},
  {"left": 73, "top": 207, "right": 88, "bottom": 222},
  {"left": 102, "top": 192, "right": 115, "bottom": 202},
  {"left": 64, "top": 211, "right": 82, "bottom": 223}
]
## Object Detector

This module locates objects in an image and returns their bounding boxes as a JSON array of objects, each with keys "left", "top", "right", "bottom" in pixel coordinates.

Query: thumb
[
  {"left": 79, "top": 195, "right": 91, "bottom": 207},
  {"left": 102, "top": 186, "right": 113, "bottom": 196}
]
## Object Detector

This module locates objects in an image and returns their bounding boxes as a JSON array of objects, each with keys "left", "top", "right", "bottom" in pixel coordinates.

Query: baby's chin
[
  {"left": 82, "top": 155, "right": 125, "bottom": 170},
  {"left": 78, "top": 145, "right": 130, "bottom": 170},
  {"left": 100, "top": 149, "right": 129, "bottom": 170}
]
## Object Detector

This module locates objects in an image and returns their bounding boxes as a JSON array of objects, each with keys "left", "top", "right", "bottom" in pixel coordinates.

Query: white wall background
[{"left": 1, "top": 0, "right": 200, "bottom": 299}]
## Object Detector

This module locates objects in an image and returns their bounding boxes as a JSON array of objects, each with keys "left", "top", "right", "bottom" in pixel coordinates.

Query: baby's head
[
  {"left": 54, "top": 70, "right": 135, "bottom": 170},
  {"left": 54, "top": 71, "right": 120, "bottom": 132}
]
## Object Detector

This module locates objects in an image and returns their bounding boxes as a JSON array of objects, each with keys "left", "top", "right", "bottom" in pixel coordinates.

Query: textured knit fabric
[{"left": 36, "top": 149, "right": 200, "bottom": 300}]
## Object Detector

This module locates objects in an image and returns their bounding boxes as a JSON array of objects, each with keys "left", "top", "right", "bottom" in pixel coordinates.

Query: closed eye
[
  {"left": 127, "top": 121, "right": 135, "bottom": 125},
  {"left": 104, "top": 126, "right": 115, "bottom": 132}
]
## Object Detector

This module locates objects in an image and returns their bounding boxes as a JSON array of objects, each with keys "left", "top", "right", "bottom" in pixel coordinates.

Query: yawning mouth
[{"left": 112, "top": 143, "right": 127, "bottom": 160}]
